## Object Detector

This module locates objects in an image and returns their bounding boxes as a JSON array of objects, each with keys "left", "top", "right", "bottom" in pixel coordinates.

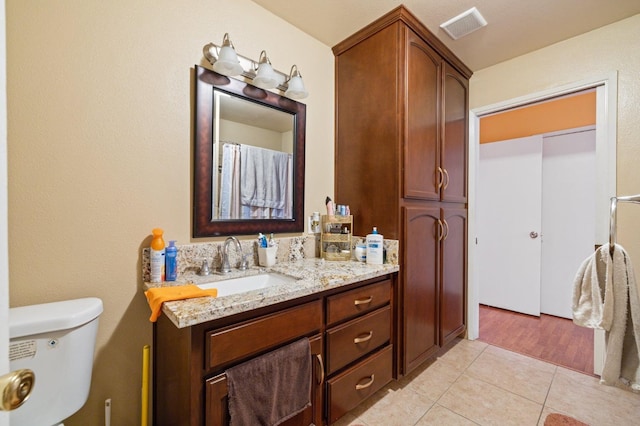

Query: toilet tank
[{"left": 9, "top": 297, "right": 103, "bottom": 426}]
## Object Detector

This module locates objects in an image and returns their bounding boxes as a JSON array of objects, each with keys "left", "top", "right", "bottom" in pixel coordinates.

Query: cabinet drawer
[
  {"left": 326, "top": 279, "right": 390, "bottom": 326},
  {"left": 206, "top": 300, "right": 322, "bottom": 371},
  {"left": 327, "top": 345, "right": 393, "bottom": 424},
  {"left": 326, "top": 306, "right": 391, "bottom": 374}
]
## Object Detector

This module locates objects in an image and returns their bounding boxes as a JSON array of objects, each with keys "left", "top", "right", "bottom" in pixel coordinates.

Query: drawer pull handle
[
  {"left": 315, "top": 354, "right": 325, "bottom": 385},
  {"left": 353, "top": 331, "right": 373, "bottom": 344},
  {"left": 354, "top": 296, "right": 373, "bottom": 306},
  {"left": 442, "top": 219, "right": 450, "bottom": 241},
  {"left": 437, "top": 219, "right": 444, "bottom": 241},
  {"left": 355, "top": 374, "right": 375, "bottom": 390}
]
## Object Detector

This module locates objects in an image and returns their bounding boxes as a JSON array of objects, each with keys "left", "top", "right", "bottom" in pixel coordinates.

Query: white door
[
  {"left": 1, "top": 1, "right": 10, "bottom": 424},
  {"left": 540, "top": 129, "right": 596, "bottom": 318},
  {"left": 478, "top": 135, "right": 543, "bottom": 316}
]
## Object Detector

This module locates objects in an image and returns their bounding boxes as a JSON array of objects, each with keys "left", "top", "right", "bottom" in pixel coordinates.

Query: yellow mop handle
[{"left": 141, "top": 345, "right": 150, "bottom": 426}]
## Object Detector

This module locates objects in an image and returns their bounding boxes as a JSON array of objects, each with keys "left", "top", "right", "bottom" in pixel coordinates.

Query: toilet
[{"left": 8, "top": 297, "right": 103, "bottom": 426}]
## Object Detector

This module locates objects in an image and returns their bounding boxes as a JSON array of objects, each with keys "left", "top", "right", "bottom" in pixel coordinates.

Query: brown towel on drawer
[{"left": 226, "top": 338, "right": 311, "bottom": 426}]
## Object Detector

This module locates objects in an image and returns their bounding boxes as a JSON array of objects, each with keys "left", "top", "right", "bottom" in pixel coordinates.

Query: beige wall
[
  {"left": 471, "top": 14, "right": 640, "bottom": 263},
  {"left": 6, "top": 0, "right": 334, "bottom": 424},
  {"left": 220, "top": 119, "right": 286, "bottom": 151}
]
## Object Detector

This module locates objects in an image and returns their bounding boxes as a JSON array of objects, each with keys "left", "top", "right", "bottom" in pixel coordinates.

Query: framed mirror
[{"left": 193, "top": 65, "right": 306, "bottom": 237}]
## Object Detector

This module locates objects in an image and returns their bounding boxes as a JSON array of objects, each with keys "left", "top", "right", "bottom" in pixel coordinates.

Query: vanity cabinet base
[
  {"left": 153, "top": 274, "right": 397, "bottom": 426},
  {"left": 153, "top": 300, "right": 323, "bottom": 426}
]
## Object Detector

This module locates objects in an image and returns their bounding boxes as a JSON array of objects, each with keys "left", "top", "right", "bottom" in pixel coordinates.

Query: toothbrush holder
[{"left": 257, "top": 246, "right": 277, "bottom": 267}]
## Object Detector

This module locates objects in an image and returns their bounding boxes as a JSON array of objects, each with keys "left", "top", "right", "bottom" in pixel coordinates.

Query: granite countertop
[{"left": 145, "top": 258, "right": 399, "bottom": 328}]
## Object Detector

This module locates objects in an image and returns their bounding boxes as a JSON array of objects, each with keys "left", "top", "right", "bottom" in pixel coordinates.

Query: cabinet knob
[{"left": 529, "top": 231, "right": 539, "bottom": 239}]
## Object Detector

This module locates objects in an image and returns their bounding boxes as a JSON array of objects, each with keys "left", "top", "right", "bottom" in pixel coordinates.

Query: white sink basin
[{"left": 197, "top": 273, "right": 297, "bottom": 297}]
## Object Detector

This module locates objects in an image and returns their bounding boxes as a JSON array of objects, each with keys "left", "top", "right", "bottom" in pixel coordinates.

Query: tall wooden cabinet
[{"left": 333, "top": 5, "right": 471, "bottom": 376}]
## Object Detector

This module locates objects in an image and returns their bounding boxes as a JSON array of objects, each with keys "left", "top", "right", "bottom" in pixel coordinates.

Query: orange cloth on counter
[{"left": 144, "top": 284, "right": 218, "bottom": 322}]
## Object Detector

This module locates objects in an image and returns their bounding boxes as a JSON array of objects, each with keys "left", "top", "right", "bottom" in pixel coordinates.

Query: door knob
[
  {"left": 529, "top": 231, "right": 539, "bottom": 239},
  {"left": 0, "top": 369, "right": 35, "bottom": 411}
]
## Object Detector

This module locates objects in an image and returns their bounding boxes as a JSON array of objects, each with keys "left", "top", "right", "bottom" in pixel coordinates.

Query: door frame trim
[
  {"left": 1, "top": 1, "right": 9, "bottom": 425},
  {"left": 467, "top": 72, "right": 618, "bottom": 376}
]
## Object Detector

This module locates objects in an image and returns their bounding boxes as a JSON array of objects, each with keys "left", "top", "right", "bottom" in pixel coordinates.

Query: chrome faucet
[{"left": 220, "top": 236, "right": 248, "bottom": 273}]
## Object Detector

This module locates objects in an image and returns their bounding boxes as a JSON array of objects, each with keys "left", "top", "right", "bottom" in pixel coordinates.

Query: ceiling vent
[{"left": 440, "top": 7, "right": 487, "bottom": 40}]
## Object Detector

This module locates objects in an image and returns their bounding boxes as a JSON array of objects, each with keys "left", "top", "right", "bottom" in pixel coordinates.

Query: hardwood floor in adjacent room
[{"left": 478, "top": 304, "right": 595, "bottom": 375}]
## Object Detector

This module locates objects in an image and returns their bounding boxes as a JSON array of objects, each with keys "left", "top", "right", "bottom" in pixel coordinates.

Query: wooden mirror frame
[{"left": 193, "top": 65, "right": 306, "bottom": 237}]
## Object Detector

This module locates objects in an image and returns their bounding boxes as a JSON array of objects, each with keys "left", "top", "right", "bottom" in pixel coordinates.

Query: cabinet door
[
  {"left": 441, "top": 63, "right": 469, "bottom": 203},
  {"left": 401, "top": 206, "right": 440, "bottom": 374},
  {"left": 205, "top": 335, "right": 324, "bottom": 426},
  {"left": 403, "top": 29, "right": 442, "bottom": 201},
  {"left": 335, "top": 23, "right": 401, "bottom": 238},
  {"left": 440, "top": 207, "right": 467, "bottom": 347}
]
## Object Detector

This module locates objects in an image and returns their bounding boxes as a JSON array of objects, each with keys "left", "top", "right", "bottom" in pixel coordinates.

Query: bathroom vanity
[{"left": 151, "top": 259, "right": 398, "bottom": 425}]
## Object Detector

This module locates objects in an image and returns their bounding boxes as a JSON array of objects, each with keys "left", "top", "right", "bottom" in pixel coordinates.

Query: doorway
[
  {"left": 476, "top": 123, "right": 597, "bottom": 373},
  {"left": 467, "top": 73, "right": 619, "bottom": 376},
  {"left": 477, "top": 127, "right": 596, "bottom": 319}
]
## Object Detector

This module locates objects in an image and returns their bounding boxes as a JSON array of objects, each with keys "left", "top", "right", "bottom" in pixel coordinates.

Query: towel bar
[{"left": 609, "top": 194, "right": 640, "bottom": 253}]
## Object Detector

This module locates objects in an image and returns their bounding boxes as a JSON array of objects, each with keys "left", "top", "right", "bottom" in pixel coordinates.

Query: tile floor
[{"left": 334, "top": 339, "right": 640, "bottom": 426}]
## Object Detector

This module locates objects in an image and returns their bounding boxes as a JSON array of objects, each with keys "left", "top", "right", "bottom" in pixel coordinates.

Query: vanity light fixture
[
  {"left": 252, "top": 51, "right": 279, "bottom": 90},
  {"left": 210, "top": 33, "right": 243, "bottom": 76},
  {"left": 202, "top": 36, "right": 309, "bottom": 100},
  {"left": 284, "top": 65, "right": 308, "bottom": 100}
]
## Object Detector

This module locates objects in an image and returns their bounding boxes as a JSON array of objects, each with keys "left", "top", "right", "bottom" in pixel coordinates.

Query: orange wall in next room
[{"left": 480, "top": 90, "right": 596, "bottom": 144}]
